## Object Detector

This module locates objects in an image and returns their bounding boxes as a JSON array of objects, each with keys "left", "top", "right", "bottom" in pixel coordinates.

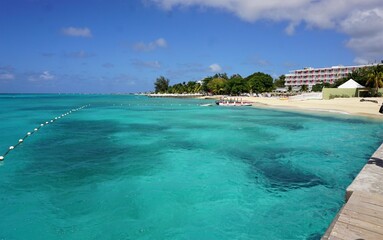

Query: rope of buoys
[
  {"left": 107, "top": 101, "right": 206, "bottom": 108},
  {"left": 0, "top": 104, "right": 90, "bottom": 162}
]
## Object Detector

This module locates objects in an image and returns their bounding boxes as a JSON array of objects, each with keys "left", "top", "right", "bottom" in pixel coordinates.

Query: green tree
[
  {"left": 213, "top": 73, "right": 229, "bottom": 80},
  {"left": 201, "top": 76, "right": 213, "bottom": 93},
  {"left": 168, "top": 83, "right": 183, "bottom": 93},
  {"left": 167, "top": 80, "right": 202, "bottom": 94},
  {"left": 225, "top": 74, "right": 245, "bottom": 95},
  {"left": 365, "top": 64, "right": 383, "bottom": 94},
  {"left": 274, "top": 75, "right": 286, "bottom": 88},
  {"left": 332, "top": 67, "right": 370, "bottom": 88},
  {"left": 245, "top": 72, "right": 273, "bottom": 93},
  {"left": 301, "top": 85, "right": 308, "bottom": 92},
  {"left": 193, "top": 82, "right": 202, "bottom": 93},
  {"left": 311, "top": 83, "right": 330, "bottom": 92},
  {"left": 348, "top": 67, "right": 371, "bottom": 86},
  {"left": 207, "top": 77, "right": 227, "bottom": 95},
  {"left": 154, "top": 76, "right": 170, "bottom": 93}
]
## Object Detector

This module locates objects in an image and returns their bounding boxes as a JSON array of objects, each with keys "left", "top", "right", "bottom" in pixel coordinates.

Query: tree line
[
  {"left": 154, "top": 72, "right": 285, "bottom": 95},
  {"left": 154, "top": 64, "right": 383, "bottom": 95}
]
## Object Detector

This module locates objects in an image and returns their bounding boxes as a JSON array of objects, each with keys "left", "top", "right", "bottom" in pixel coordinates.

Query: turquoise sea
[{"left": 0, "top": 94, "right": 382, "bottom": 239}]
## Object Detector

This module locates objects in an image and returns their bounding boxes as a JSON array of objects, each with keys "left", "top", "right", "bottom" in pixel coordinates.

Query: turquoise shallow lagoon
[{"left": 0, "top": 94, "right": 382, "bottom": 239}]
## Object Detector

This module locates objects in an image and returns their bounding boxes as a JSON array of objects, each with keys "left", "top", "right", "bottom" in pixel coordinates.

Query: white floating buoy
[{"left": 0, "top": 105, "right": 91, "bottom": 162}]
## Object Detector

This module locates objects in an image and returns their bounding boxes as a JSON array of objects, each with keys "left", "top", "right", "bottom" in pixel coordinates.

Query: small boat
[{"left": 215, "top": 97, "right": 252, "bottom": 106}]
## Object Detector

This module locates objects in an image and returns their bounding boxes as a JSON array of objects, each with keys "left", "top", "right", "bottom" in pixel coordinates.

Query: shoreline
[{"left": 202, "top": 96, "right": 383, "bottom": 120}]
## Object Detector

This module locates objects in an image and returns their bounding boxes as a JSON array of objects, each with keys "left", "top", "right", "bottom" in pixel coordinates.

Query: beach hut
[
  {"left": 338, "top": 79, "right": 366, "bottom": 97},
  {"left": 338, "top": 79, "right": 365, "bottom": 89}
]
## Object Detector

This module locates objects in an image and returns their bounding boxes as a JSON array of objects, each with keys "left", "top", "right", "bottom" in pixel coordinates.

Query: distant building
[{"left": 284, "top": 64, "right": 376, "bottom": 88}]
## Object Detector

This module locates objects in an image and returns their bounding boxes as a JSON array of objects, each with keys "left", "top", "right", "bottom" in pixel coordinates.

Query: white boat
[
  {"left": 216, "top": 102, "right": 252, "bottom": 106},
  {"left": 215, "top": 97, "right": 252, "bottom": 106}
]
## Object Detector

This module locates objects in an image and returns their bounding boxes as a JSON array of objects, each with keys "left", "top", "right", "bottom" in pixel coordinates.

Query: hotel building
[{"left": 284, "top": 64, "right": 376, "bottom": 88}]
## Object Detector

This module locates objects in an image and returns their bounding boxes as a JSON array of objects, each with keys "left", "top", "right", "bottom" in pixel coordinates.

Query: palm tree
[
  {"left": 154, "top": 76, "right": 170, "bottom": 93},
  {"left": 366, "top": 65, "right": 383, "bottom": 95}
]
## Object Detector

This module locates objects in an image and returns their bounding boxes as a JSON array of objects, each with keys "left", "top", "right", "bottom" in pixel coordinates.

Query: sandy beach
[{"left": 205, "top": 96, "right": 383, "bottom": 120}]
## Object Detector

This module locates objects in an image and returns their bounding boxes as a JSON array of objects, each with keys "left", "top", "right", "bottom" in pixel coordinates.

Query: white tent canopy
[{"left": 338, "top": 79, "right": 365, "bottom": 88}]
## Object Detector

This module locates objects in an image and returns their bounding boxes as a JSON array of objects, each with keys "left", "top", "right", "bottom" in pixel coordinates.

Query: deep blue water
[{"left": 0, "top": 94, "right": 382, "bottom": 239}]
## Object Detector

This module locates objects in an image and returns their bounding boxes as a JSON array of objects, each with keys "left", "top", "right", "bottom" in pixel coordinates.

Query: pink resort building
[{"left": 284, "top": 64, "right": 376, "bottom": 88}]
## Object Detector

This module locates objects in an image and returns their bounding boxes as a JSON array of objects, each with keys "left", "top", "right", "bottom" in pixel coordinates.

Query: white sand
[{"left": 206, "top": 96, "right": 383, "bottom": 119}]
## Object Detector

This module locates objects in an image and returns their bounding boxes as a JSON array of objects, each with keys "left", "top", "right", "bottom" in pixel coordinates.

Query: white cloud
[
  {"left": 0, "top": 73, "right": 15, "bottom": 80},
  {"left": 61, "top": 27, "right": 92, "bottom": 37},
  {"left": 40, "top": 71, "right": 55, "bottom": 80},
  {"left": 0, "top": 65, "right": 15, "bottom": 80},
  {"left": 285, "top": 22, "right": 298, "bottom": 35},
  {"left": 28, "top": 71, "right": 55, "bottom": 81},
  {"left": 353, "top": 57, "right": 370, "bottom": 65},
  {"left": 209, "top": 63, "right": 222, "bottom": 73},
  {"left": 133, "top": 38, "right": 168, "bottom": 52},
  {"left": 155, "top": 38, "right": 167, "bottom": 47},
  {"left": 340, "top": 8, "right": 383, "bottom": 64},
  {"left": 148, "top": 0, "right": 383, "bottom": 63}
]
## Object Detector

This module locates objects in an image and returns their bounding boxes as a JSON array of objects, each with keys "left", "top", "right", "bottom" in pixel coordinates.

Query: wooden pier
[{"left": 322, "top": 143, "right": 383, "bottom": 239}]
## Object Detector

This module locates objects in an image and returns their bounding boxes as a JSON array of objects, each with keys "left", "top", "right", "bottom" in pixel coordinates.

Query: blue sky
[{"left": 1, "top": 0, "right": 382, "bottom": 93}]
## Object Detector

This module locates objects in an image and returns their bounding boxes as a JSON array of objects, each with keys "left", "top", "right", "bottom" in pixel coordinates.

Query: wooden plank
[
  {"left": 330, "top": 221, "right": 368, "bottom": 239},
  {"left": 351, "top": 191, "right": 383, "bottom": 205},
  {"left": 344, "top": 202, "right": 383, "bottom": 220},
  {"left": 337, "top": 214, "right": 383, "bottom": 235},
  {"left": 329, "top": 221, "right": 383, "bottom": 240},
  {"left": 324, "top": 235, "right": 343, "bottom": 240},
  {"left": 356, "top": 197, "right": 383, "bottom": 209},
  {"left": 342, "top": 208, "right": 383, "bottom": 227},
  {"left": 347, "top": 195, "right": 383, "bottom": 213}
]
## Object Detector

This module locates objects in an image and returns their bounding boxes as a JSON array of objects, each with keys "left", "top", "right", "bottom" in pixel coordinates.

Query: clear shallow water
[{"left": 0, "top": 94, "right": 382, "bottom": 239}]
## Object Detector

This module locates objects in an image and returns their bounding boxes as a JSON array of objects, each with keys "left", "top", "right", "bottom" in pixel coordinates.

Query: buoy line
[{"left": 0, "top": 104, "right": 90, "bottom": 162}]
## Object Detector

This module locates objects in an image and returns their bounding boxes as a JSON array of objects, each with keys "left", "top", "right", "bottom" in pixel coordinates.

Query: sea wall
[
  {"left": 322, "top": 88, "right": 383, "bottom": 100},
  {"left": 322, "top": 88, "right": 359, "bottom": 100}
]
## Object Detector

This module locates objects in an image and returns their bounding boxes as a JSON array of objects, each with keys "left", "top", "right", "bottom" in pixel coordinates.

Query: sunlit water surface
[{"left": 0, "top": 94, "right": 382, "bottom": 239}]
